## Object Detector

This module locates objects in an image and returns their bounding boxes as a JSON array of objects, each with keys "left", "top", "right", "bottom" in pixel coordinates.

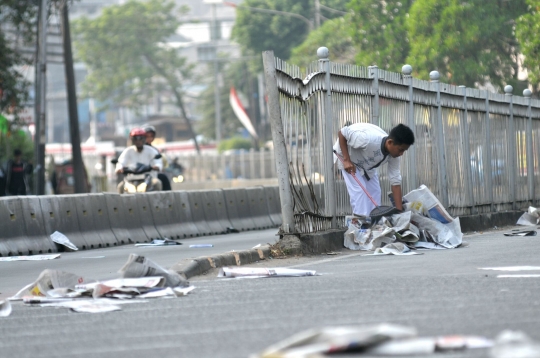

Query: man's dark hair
[
  {"left": 13, "top": 149, "right": 22, "bottom": 156},
  {"left": 389, "top": 124, "right": 415, "bottom": 145}
]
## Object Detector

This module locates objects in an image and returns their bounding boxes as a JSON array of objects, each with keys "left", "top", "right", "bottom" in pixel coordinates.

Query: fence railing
[{"left": 262, "top": 47, "right": 540, "bottom": 235}]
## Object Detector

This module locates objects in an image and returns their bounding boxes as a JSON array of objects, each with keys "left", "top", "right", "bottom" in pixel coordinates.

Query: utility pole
[
  {"left": 61, "top": 0, "right": 86, "bottom": 193},
  {"left": 34, "top": 0, "right": 48, "bottom": 195},
  {"left": 314, "top": 0, "right": 321, "bottom": 28},
  {"left": 211, "top": 3, "right": 222, "bottom": 143}
]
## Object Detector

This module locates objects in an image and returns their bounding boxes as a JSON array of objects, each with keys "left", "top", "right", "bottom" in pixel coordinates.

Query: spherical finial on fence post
[
  {"left": 429, "top": 71, "right": 440, "bottom": 82},
  {"left": 317, "top": 47, "right": 329, "bottom": 60},
  {"left": 504, "top": 85, "right": 513, "bottom": 95},
  {"left": 523, "top": 89, "right": 532, "bottom": 98},
  {"left": 402, "top": 64, "right": 412, "bottom": 76}
]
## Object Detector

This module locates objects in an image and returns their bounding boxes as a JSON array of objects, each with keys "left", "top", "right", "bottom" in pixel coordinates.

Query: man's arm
[
  {"left": 338, "top": 130, "right": 355, "bottom": 174},
  {"left": 391, "top": 185, "right": 403, "bottom": 211}
]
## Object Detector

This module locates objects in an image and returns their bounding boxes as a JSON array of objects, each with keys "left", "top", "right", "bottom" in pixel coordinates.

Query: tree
[
  {"left": 0, "top": 0, "right": 39, "bottom": 119},
  {"left": 289, "top": 15, "right": 355, "bottom": 65},
  {"left": 516, "top": 0, "right": 540, "bottom": 92},
  {"left": 71, "top": 0, "right": 200, "bottom": 151},
  {"left": 348, "top": 0, "right": 413, "bottom": 71},
  {"left": 406, "top": 0, "right": 527, "bottom": 88}
]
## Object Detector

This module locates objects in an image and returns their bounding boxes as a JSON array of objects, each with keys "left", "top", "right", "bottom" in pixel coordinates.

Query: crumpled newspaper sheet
[
  {"left": 344, "top": 185, "right": 462, "bottom": 251},
  {"left": 516, "top": 206, "right": 540, "bottom": 226}
]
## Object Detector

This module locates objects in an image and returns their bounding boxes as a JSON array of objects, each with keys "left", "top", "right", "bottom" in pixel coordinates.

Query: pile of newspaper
[
  {"left": 344, "top": 185, "right": 463, "bottom": 253},
  {"left": 6, "top": 254, "right": 194, "bottom": 314}
]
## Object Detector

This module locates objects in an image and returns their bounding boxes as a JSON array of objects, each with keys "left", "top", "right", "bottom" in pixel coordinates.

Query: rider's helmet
[
  {"left": 129, "top": 127, "right": 146, "bottom": 145},
  {"left": 142, "top": 125, "right": 156, "bottom": 135}
]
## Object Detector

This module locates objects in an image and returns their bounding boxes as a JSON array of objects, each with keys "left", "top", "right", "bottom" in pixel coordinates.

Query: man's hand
[
  {"left": 391, "top": 185, "right": 404, "bottom": 211},
  {"left": 151, "top": 165, "right": 160, "bottom": 171},
  {"left": 343, "top": 159, "right": 356, "bottom": 175},
  {"left": 115, "top": 168, "right": 123, "bottom": 174}
]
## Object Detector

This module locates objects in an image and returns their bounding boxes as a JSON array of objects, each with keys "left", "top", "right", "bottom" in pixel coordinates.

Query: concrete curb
[{"left": 170, "top": 245, "right": 271, "bottom": 279}]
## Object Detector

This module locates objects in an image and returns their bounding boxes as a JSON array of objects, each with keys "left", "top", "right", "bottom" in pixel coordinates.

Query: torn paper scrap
[
  {"left": 134, "top": 238, "right": 182, "bottom": 247},
  {"left": 118, "top": 254, "right": 189, "bottom": 288},
  {"left": 0, "top": 300, "right": 12, "bottom": 317},
  {"left": 404, "top": 184, "right": 453, "bottom": 224},
  {"left": 50, "top": 231, "right": 78, "bottom": 251},
  {"left": 218, "top": 267, "right": 318, "bottom": 278},
  {"left": 9, "top": 269, "right": 94, "bottom": 300},
  {"left": 366, "top": 243, "right": 422, "bottom": 256},
  {"left": 0, "top": 254, "right": 61, "bottom": 262}
]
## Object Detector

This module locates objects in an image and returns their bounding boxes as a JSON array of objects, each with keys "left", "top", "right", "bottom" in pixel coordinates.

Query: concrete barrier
[
  {"left": 66, "top": 194, "right": 118, "bottom": 248},
  {"left": 103, "top": 193, "right": 148, "bottom": 244},
  {"left": 186, "top": 191, "right": 214, "bottom": 236},
  {"left": 39, "top": 195, "right": 89, "bottom": 250},
  {"left": 245, "top": 187, "right": 275, "bottom": 229},
  {"left": 145, "top": 192, "right": 183, "bottom": 240},
  {"left": 200, "top": 190, "right": 232, "bottom": 234},
  {"left": 0, "top": 197, "right": 49, "bottom": 256},
  {"left": 134, "top": 194, "right": 162, "bottom": 240},
  {"left": 222, "top": 188, "right": 256, "bottom": 231},
  {"left": 264, "top": 186, "right": 282, "bottom": 227},
  {"left": 171, "top": 191, "right": 200, "bottom": 238},
  {"left": 20, "top": 196, "right": 57, "bottom": 254}
]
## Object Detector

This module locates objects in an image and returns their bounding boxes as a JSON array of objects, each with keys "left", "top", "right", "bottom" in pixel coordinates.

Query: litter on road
[
  {"left": 344, "top": 185, "right": 463, "bottom": 252},
  {"left": 0, "top": 300, "right": 12, "bottom": 317},
  {"left": 6, "top": 254, "right": 194, "bottom": 315},
  {"left": 253, "top": 323, "right": 494, "bottom": 357},
  {"left": 218, "top": 267, "right": 318, "bottom": 278},
  {"left": 0, "top": 254, "right": 61, "bottom": 262},
  {"left": 516, "top": 206, "right": 540, "bottom": 226},
  {"left": 503, "top": 229, "right": 537, "bottom": 236},
  {"left": 189, "top": 244, "right": 214, "bottom": 248},
  {"left": 134, "top": 238, "right": 182, "bottom": 247},
  {"left": 50, "top": 231, "right": 78, "bottom": 251},
  {"left": 479, "top": 266, "right": 540, "bottom": 272}
]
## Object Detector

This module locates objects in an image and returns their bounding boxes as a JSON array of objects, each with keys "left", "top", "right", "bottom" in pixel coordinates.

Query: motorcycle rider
[
  {"left": 142, "top": 124, "right": 172, "bottom": 191},
  {"left": 115, "top": 127, "right": 163, "bottom": 193}
]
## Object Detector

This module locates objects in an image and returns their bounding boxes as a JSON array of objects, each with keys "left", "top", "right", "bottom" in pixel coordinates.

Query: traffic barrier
[
  {"left": 39, "top": 195, "right": 89, "bottom": 250},
  {"left": 134, "top": 194, "right": 162, "bottom": 240},
  {"left": 103, "top": 193, "right": 148, "bottom": 244},
  {"left": 67, "top": 194, "right": 119, "bottom": 248},
  {"left": 186, "top": 191, "right": 213, "bottom": 236},
  {"left": 20, "top": 196, "right": 57, "bottom": 254},
  {"left": 171, "top": 191, "right": 200, "bottom": 238},
  {"left": 264, "top": 186, "right": 282, "bottom": 227},
  {"left": 145, "top": 192, "right": 182, "bottom": 240},
  {"left": 245, "top": 187, "right": 275, "bottom": 229},
  {"left": 0, "top": 197, "right": 48, "bottom": 256},
  {"left": 200, "top": 190, "right": 232, "bottom": 234},
  {"left": 222, "top": 188, "right": 256, "bottom": 231}
]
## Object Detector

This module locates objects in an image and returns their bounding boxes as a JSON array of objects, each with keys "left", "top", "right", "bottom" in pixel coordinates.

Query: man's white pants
[{"left": 342, "top": 169, "right": 381, "bottom": 216}]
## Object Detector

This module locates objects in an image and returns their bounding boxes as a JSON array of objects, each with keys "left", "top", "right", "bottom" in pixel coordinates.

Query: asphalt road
[{"left": 1, "top": 226, "right": 540, "bottom": 358}]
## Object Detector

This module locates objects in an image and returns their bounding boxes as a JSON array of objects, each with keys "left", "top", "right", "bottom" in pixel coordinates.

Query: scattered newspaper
[
  {"left": 253, "top": 323, "right": 493, "bottom": 358},
  {"left": 404, "top": 184, "right": 453, "bottom": 224},
  {"left": 218, "top": 267, "right": 318, "bottom": 278},
  {"left": 9, "top": 269, "right": 94, "bottom": 300},
  {"left": 0, "top": 300, "right": 12, "bottom": 317},
  {"left": 134, "top": 239, "right": 182, "bottom": 247},
  {"left": 50, "top": 231, "right": 78, "bottom": 251},
  {"left": 364, "top": 243, "right": 422, "bottom": 256},
  {"left": 118, "top": 254, "right": 189, "bottom": 287},
  {"left": 0, "top": 254, "right": 61, "bottom": 262},
  {"left": 516, "top": 206, "right": 540, "bottom": 226}
]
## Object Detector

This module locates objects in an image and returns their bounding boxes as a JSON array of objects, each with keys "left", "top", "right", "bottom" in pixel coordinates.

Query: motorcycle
[{"left": 112, "top": 154, "right": 162, "bottom": 193}]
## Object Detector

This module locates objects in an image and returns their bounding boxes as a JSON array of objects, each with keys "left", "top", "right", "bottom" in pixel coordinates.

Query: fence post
[
  {"left": 260, "top": 148, "right": 266, "bottom": 179},
  {"left": 430, "top": 71, "right": 449, "bottom": 208},
  {"left": 262, "top": 51, "right": 295, "bottom": 234},
  {"left": 318, "top": 47, "right": 337, "bottom": 229},
  {"left": 524, "top": 89, "right": 534, "bottom": 206},
  {"left": 250, "top": 148, "right": 256, "bottom": 179},
  {"left": 505, "top": 85, "right": 516, "bottom": 210},
  {"left": 459, "top": 85, "right": 476, "bottom": 214},
  {"left": 484, "top": 92, "right": 494, "bottom": 212},
  {"left": 369, "top": 65, "right": 380, "bottom": 126},
  {"left": 402, "top": 64, "right": 417, "bottom": 190}
]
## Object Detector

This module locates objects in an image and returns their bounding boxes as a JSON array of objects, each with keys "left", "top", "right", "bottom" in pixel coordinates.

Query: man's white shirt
[
  {"left": 333, "top": 122, "right": 402, "bottom": 186},
  {"left": 116, "top": 145, "right": 162, "bottom": 178}
]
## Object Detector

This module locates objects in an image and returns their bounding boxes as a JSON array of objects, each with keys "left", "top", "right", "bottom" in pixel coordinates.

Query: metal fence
[{"left": 262, "top": 48, "right": 540, "bottom": 235}]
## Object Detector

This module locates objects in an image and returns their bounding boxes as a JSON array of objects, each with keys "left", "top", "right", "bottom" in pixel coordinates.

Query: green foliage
[
  {"left": 516, "top": 0, "right": 540, "bottom": 91},
  {"left": 231, "top": 0, "right": 348, "bottom": 72},
  {"left": 289, "top": 15, "right": 355, "bottom": 65},
  {"left": 72, "top": 0, "right": 192, "bottom": 109},
  {"left": 0, "top": 127, "right": 34, "bottom": 164},
  {"left": 348, "top": 0, "right": 412, "bottom": 70},
  {"left": 407, "top": 0, "right": 527, "bottom": 88},
  {"left": 217, "top": 137, "right": 253, "bottom": 153}
]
